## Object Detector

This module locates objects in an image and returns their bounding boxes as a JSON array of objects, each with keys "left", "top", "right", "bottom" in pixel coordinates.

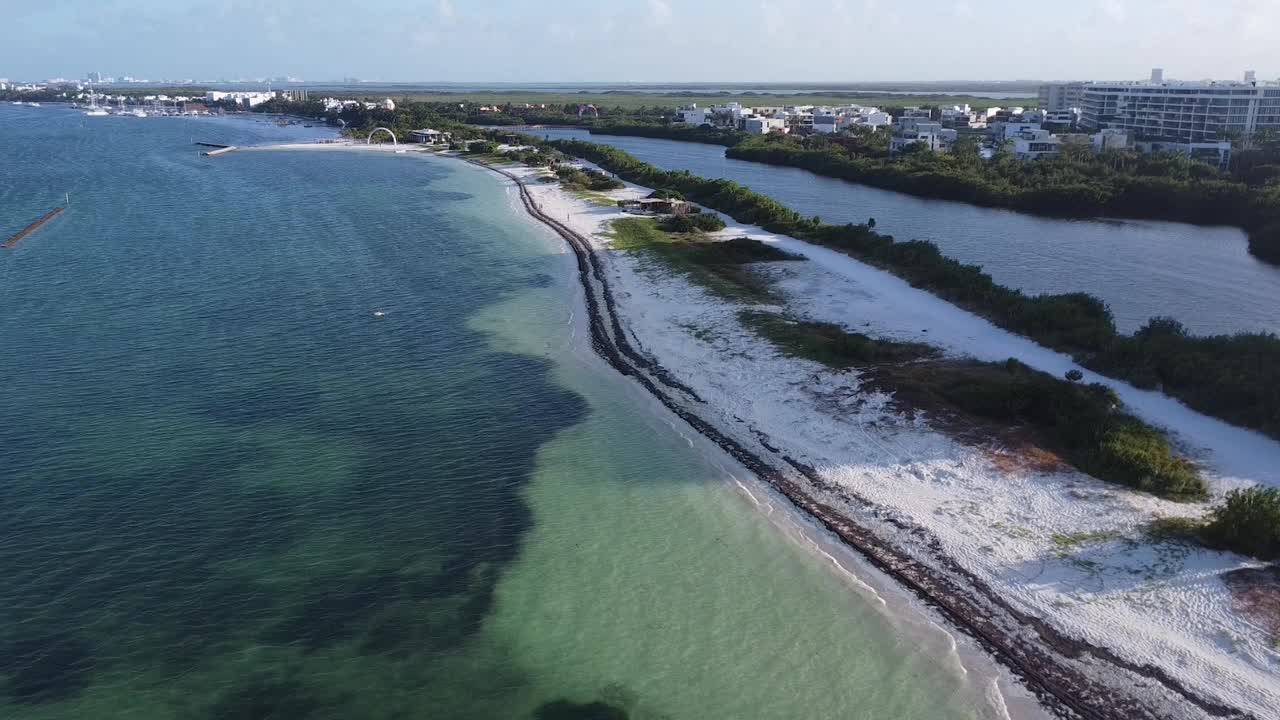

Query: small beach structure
[
  {"left": 410, "top": 129, "right": 453, "bottom": 145},
  {"left": 617, "top": 198, "right": 701, "bottom": 216}
]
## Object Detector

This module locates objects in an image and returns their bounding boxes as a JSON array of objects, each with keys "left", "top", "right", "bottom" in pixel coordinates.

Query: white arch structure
[{"left": 367, "top": 127, "right": 397, "bottom": 145}]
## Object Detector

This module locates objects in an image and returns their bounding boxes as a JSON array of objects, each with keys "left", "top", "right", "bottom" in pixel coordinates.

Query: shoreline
[
  {"left": 463, "top": 158, "right": 1238, "bottom": 719},
  {"left": 455, "top": 152, "right": 1274, "bottom": 717},
  {"left": 247, "top": 142, "right": 1277, "bottom": 718}
]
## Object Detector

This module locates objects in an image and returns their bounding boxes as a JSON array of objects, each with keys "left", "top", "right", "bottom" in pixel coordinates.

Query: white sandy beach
[{"left": 488, "top": 157, "right": 1280, "bottom": 719}]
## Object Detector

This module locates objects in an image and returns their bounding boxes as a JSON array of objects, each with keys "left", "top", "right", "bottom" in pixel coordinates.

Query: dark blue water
[
  {"left": 0, "top": 107, "right": 592, "bottom": 717},
  {"left": 0, "top": 107, "right": 1027, "bottom": 719},
  {"left": 526, "top": 127, "right": 1280, "bottom": 335}
]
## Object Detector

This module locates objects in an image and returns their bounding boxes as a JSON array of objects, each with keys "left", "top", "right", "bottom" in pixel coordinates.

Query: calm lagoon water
[
  {"left": 0, "top": 106, "right": 1014, "bottom": 718},
  {"left": 525, "top": 127, "right": 1280, "bottom": 336}
]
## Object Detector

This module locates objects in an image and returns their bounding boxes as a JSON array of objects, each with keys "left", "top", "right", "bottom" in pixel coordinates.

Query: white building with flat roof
[
  {"left": 1009, "top": 129, "right": 1062, "bottom": 161},
  {"left": 1039, "top": 82, "right": 1085, "bottom": 111},
  {"left": 1079, "top": 69, "right": 1280, "bottom": 143},
  {"left": 743, "top": 116, "right": 787, "bottom": 135}
]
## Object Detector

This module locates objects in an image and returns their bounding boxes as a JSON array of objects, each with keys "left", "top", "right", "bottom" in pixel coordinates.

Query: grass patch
[
  {"left": 1050, "top": 530, "right": 1121, "bottom": 548},
  {"left": 569, "top": 189, "right": 620, "bottom": 207},
  {"left": 739, "top": 311, "right": 937, "bottom": 367},
  {"left": 1145, "top": 516, "right": 1207, "bottom": 544},
  {"left": 608, "top": 218, "right": 801, "bottom": 302}
]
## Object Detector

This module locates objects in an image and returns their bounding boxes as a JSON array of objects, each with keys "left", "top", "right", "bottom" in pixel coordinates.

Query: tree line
[
  {"left": 581, "top": 122, "right": 1280, "bottom": 265},
  {"left": 541, "top": 137, "right": 1280, "bottom": 441}
]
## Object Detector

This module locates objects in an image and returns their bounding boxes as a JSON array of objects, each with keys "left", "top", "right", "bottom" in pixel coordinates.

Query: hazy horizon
[{"left": 5, "top": 0, "right": 1277, "bottom": 84}]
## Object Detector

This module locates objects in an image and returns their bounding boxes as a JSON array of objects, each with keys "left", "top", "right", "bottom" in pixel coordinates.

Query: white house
[
  {"left": 410, "top": 129, "right": 452, "bottom": 145},
  {"left": 993, "top": 121, "right": 1044, "bottom": 141},
  {"left": 743, "top": 116, "right": 788, "bottom": 135},
  {"left": 675, "top": 104, "right": 710, "bottom": 125},
  {"left": 1010, "top": 129, "right": 1062, "bottom": 160},
  {"left": 890, "top": 121, "right": 954, "bottom": 154}
]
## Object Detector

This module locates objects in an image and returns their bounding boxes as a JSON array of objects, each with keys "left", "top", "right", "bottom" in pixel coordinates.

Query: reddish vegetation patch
[
  {"left": 986, "top": 444, "right": 1067, "bottom": 475},
  {"left": 1222, "top": 566, "right": 1280, "bottom": 646}
]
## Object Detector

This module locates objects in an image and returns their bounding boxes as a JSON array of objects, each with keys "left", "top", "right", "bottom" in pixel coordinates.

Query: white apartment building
[
  {"left": 1009, "top": 129, "right": 1062, "bottom": 160},
  {"left": 204, "top": 91, "right": 277, "bottom": 108},
  {"left": 1039, "top": 82, "right": 1085, "bottom": 111},
  {"left": 1043, "top": 109, "right": 1080, "bottom": 127},
  {"left": 1090, "top": 128, "right": 1130, "bottom": 152},
  {"left": 1079, "top": 69, "right": 1280, "bottom": 143}
]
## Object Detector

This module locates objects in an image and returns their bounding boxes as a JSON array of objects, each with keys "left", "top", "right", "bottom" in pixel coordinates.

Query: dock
[
  {"left": 194, "top": 141, "right": 239, "bottom": 157},
  {"left": 3, "top": 207, "right": 66, "bottom": 249}
]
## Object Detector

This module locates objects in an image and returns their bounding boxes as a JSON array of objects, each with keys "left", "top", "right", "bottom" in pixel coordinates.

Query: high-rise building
[
  {"left": 1038, "top": 82, "right": 1085, "bottom": 111},
  {"left": 87, "top": 71, "right": 102, "bottom": 83},
  {"left": 1078, "top": 69, "right": 1280, "bottom": 144}
]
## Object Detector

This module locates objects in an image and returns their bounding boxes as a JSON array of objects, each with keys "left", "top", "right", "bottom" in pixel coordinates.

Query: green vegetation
[
  {"left": 539, "top": 137, "right": 1280, "bottom": 441},
  {"left": 1203, "top": 487, "right": 1280, "bottom": 561},
  {"left": 1086, "top": 318, "right": 1280, "bottom": 439},
  {"left": 1145, "top": 515, "right": 1207, "bottom": 544},
  {"left": 579, "top": 123, "right": 1280, "bottom": 265},
  {"left": 368, "top": 91, "right": 1029, "bottom": 112},
  {"left": 1143, "top": 487, "right": 1280, "bottom": 561},
  {"left": 740, "top": 309, "right": 1203, "bottom": 500},
  {"left": 465, "top": 140, "right": 500, "bottom": 155},
  {"left": 555, "top": 166, "right": 624, "bottom": 192},
  {"left": 608, "top": 218, "right": 801, "bottom": 302},
  {"left": 880, "top": 359, "right": 1204, "bottom": 500},
  {"left": 661, "top": 213, "right": 726, "bottom": 233},
  {"left": 725, "top": 132, "right": 1280, "bottom": 265},
  {"left": 740, "top": 312, "right": 936, "bottom": 367}
]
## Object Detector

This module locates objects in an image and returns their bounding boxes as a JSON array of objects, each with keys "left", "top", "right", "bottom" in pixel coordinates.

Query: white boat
[
  {"left": 11, "top": 101, "right": 22, "bottom": 105},
  {"left": 131, "top": 110, "right": 148, "bottom": 118},
  {"left": 84, "top": 108, "right": 108, "bottom": 116},
  {"left": 28, "top": 102, "right": 41, "bottom": 107}
]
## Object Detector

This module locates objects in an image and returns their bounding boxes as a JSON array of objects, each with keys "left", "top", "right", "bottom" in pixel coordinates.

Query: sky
[{"left": 2, "top": 0, "right": 1278, "bottom": 84}]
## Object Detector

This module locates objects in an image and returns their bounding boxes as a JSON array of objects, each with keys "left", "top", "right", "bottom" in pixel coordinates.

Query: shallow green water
[{"left": 0, "top": 107, "right": 1012, "bottom": 719}]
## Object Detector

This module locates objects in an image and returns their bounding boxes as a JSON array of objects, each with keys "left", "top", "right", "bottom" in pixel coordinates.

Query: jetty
[
  {"left": 195, "top": 141, "right": 239, "bottom": 157},
  {"left": 4, "top": 207, "right": 66, "bottom": 249}
]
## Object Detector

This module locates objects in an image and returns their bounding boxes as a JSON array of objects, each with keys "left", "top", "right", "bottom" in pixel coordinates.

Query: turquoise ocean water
[{"left": 0, "top": 106, "right": 1015, "bottom": 719}]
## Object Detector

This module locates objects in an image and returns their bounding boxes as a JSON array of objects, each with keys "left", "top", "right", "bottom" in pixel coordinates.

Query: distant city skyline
[{"left": 5, "top": 0, "right": 1278, "bottom": 84}]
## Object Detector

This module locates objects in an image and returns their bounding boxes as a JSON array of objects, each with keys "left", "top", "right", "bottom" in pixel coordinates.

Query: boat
[
  {"left": 131, "top": 110, "right": 148, "bottom": 118},
  {"left": 83, "top": 82, "right": 107, "bottom": 116},
  {"left": 28, "top": 102, "right": 41, "bottom": 107}
]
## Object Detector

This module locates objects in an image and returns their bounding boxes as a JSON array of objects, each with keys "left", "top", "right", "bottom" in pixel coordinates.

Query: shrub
[
  {"left": 465, "top": 140, "right": 499, "bottom": 155},
  {"left": 661, "top": 213, "right": 726, "bottom": 233},
  {"left": 1202, "top": 487, "right": 1280, "bottom": 560}
]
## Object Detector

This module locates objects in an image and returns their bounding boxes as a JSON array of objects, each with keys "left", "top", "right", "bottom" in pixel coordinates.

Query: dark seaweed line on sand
[{"left": 469, "top": 159, "right": 1252, "bottom": 720}]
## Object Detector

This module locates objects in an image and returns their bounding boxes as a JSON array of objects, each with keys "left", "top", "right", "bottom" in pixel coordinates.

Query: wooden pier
[{"left": 3, "top": 207, "right": 66, "bottom": 249}]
